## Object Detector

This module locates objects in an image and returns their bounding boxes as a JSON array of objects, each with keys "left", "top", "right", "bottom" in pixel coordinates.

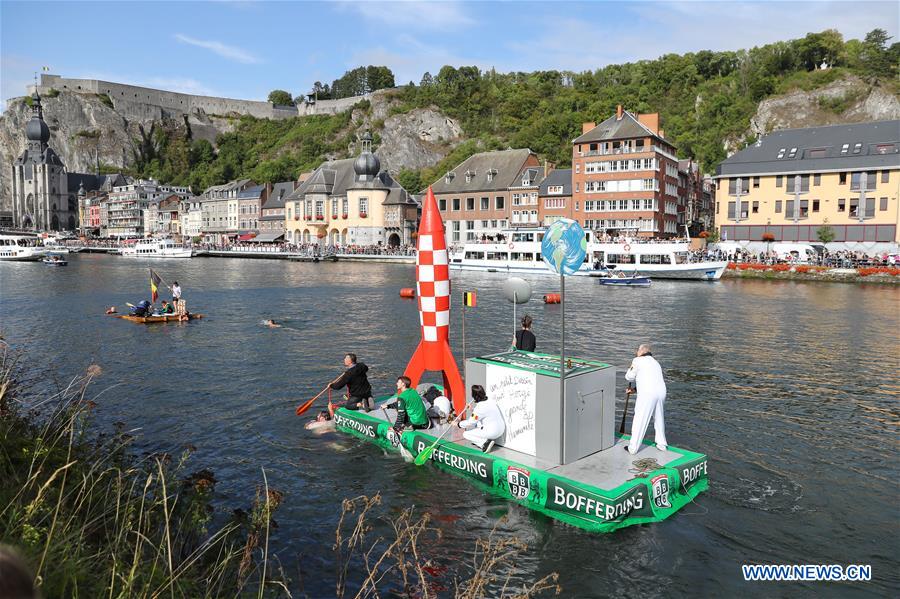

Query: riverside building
[
  {"left": 572, "top": 106, "right": 684, "bottom": 238},
  {"left": 714, "top": 121, "right": 900, "bottom": 246},
  {"left": 432, "top": 148, "right": 542, "bottom": 242}
]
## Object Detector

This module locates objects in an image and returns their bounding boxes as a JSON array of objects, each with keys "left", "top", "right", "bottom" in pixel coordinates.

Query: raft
[
  {"left": 333, "top": 404, "right": 708, "bottom": 533},
  {"left": 116, "top": 313, "right": 204, "bottom": 323}
]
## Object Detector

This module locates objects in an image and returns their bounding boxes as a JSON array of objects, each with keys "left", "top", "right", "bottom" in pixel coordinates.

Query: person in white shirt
[
  {"left": 458, "top": 385, "right": 505, "bottom": 453},
  {"left": 171, "top": 281, "right": 182, "bottom": 302},
  {"left": 624, "top": 344, "right": 668, "bottom": 454}
]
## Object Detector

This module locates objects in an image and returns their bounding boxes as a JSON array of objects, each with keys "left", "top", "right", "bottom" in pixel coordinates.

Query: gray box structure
[{"left": 465, "top": 351, "right": 616, "bottom": 465}]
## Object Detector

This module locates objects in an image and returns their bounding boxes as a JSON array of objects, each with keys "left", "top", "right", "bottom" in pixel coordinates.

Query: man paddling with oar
[{"left": 329, "top": 353, "right": 374, "bottom": 412}]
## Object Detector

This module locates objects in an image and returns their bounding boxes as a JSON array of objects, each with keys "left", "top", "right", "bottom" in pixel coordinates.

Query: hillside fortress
[{"left": 28, "top": 74, "right": 368, "bottom": 119}]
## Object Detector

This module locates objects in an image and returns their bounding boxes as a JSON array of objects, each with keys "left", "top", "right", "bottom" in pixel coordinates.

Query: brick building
[
  {"left": 572, "top": 106, "right": 682, "bottom": 238},
  {"left": 537, "top": 168, "right": 573, "bottom": 225}
]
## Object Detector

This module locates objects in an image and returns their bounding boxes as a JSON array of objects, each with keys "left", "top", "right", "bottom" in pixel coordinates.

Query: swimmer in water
[
  {"left": 264, "top": 319, "right": 282, "bottom": 328},
  {"left": 304, "top": 410, "right": 335, "bottom": 433}
]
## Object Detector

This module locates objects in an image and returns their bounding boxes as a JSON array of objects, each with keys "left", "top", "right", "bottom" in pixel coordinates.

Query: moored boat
[
  {"left": 449, "top": 228, "right": 727, "bottom": 280},
  {"left": 0, "top": 233, "right": 48, "bottom": 261},
  {"left": 42, "top": 255, "right": 68, "bottom": 266},
  {"left": 598, "top": 273, "right": 651, "bottom": 286},
  {"left": 121, "top": 239, "right": 192, "bottom": 259}
]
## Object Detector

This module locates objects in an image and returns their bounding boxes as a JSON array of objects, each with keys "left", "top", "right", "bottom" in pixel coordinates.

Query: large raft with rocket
[{"left": 332, "top": 189, "right": 709, "bottom": 533}]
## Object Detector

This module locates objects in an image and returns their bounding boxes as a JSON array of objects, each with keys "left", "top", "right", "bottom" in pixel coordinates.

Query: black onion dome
[{"left": 353, "top": 151, "right": 380, "bottom": 177}]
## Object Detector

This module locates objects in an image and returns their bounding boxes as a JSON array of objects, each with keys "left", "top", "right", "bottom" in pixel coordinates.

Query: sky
[{"left": 1, "top": 0, "right": 898, "bottom": 109}]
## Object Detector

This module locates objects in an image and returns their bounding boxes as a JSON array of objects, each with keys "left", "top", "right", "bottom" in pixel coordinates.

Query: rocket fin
[
  {"left": 403, "top": 340, "right": 427, "bottom": 389},
  {"left": 441, "top": 343, "right": 466, "bottom": 414}
]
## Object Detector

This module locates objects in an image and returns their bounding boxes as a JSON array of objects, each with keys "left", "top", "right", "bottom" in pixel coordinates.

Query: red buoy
[
  {"left": 400, "top": 288, "right": 416, "bottom": 298},
  {"left": 543, "top": 293, "right": 561, "bottom": 304}
]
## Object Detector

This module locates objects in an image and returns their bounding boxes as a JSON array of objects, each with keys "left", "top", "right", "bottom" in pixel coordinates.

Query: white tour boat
[
  {"left": 449, "top": 228, "right": 728, "bottom": 280},
  {"left": 0, "top": 234, "right": 49, "bottom": 261},
  {"left": 120, "top": 239, "right": 192, "bottom": 259}
]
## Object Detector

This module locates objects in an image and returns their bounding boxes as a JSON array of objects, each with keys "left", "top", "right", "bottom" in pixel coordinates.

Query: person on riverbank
[
  {"left": 386, "top": 376, "right": 429, "bottom": 431},
  {"left": 624, "top": 343, "right": 668, "bottom": 454},
  {"left": 458, "top": 384, "right": 505, "bottom": 453},
  {"left": 513, "top": 315, "right": 536, "bottom": 351},
  {"left": 330, "top": 353, "right": 373, "bottom": 411}
]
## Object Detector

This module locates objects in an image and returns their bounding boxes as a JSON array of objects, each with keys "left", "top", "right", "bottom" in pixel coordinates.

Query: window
[
  {"left": 839, "top": 172, "right": 847, "bottom": 185},
  {"left": 880, "top": 197, "right": 888, "bottom": 211},
  {"left": 814, "top": 174, "right": 821, "bottom": 186},
  {"left": 640, "top": 254, "right": 672, "bottom": 264},
  {"left": 481, "top": 197, "right": 489, "bottom": 210},
  {"left": 788, "top": 147, "right": 798, "bottom": 158},
  {"left": 838, "top": 198, "right": 846, "bottom": 211},
  {"left": 727, "top": 202, "right": 735, "bottom": 219},
  {"left": 786, "top": 200, "right": 794, "bottom": 216},
  {"left": 852, "top": 143, "right": 862, "bottom": 154},
  {"left": 775, "top": 200, "right": 782, "bottom": 213},
  {"left": 466, "top": 197, "right": 475, "bottom": 210},
  {"left": 487, "top": 170, "right": 495, "bottom": 182},
  {"left": 865, "top": 198, "right": 876, "bottom": 218},
  {"left": 452, "top": 198, "right": 460, "bottom": 211},
  {"left": 575, "top": 183, "right": 579, "bottom": 193},
  {"left": 799, "top": 200, "right": 809, "bottom": 218},
  {"left": 575, "top": 201, "right": 579, "bottom": 211},
  {"left": 786, "top": 175, "right": 809, "bottom": 193},
  {"left": 752, "top": 201, "right": 759, "bottom": 214},
  {"left": 812, "top": 200, "right": 820, "bottom": 212},
  {"left": 445, "top": 172, "right": 454, "bottom": 184},
  {"left": 495, "top": 196, "right": 505, "bottom": 210},
  {"left": 753, "top": 177, "right": 760, "bottom": 188},
  {"left": 547, "top": 185, "right": 564, "bottom": 195},
  {"left": 575, "top": 164, "right": 581, "bottom": 174},
  {"left": 849, "top": 198, "right": 858, "bottom": 217},
  {"left": 439, "top": 198, "right": 447, "bottom": 211},
  {"left": 776, "top": 175, "right": 783, "bottom": 187},
  {"left": 841, "top": 143, "right": 849, "bottom": 154},
  {"left": 777, "top": 148, "right": 786, "bottom": 159},
  {"left": 808, "top": 148, "right": 827, "bottom": 158},
  {"left": 882, "top": 171, "right": 890, "bottom": 183}
]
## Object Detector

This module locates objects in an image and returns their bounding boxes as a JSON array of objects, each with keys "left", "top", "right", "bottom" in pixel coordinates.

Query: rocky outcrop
[{"left": 728, "top": 75, "right": 900, "bottom": 152}]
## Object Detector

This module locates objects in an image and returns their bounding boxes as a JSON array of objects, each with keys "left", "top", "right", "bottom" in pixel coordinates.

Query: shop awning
[
  {"left": 237, "top": 233, "right": 256, "bottom": 241},
  {"left": 248, "top": 232, "right": 284, "bottom": 243}
]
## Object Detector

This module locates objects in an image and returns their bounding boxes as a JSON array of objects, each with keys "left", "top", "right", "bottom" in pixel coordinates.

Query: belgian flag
[
  {"left": 150, "top": 269, "right": 161, "bottom": 302},
  {"left": 463, "top": 291, "right": 476, "bottom": 307}
]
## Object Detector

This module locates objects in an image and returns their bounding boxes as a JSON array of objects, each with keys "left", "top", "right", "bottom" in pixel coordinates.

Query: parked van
[{"left": 770, "top": 243, "right": 822, "bottom": 263}]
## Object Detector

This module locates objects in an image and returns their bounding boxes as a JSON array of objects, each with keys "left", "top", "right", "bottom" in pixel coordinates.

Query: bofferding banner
[{"left": 485, "top": 364, "right": 536, "bottom": 456}]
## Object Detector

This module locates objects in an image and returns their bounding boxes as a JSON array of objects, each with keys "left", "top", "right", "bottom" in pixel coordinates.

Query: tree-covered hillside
[{"left": 128, "top": 29, "right": 898, "bottom": 193}]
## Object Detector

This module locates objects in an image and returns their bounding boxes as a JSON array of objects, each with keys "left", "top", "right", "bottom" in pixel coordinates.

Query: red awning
[{"left": 238, "top": 233, "right": 257, "bottom": 241}]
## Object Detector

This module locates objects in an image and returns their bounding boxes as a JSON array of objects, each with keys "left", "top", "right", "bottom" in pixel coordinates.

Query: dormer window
[
  {"left": 788, "top": 147, "right": 797, "bottom": 158},
  {"left": 465, "top": 169, "right": 476, "bottom": 183},
  {"left": 841, "top": 143, "right": 850, "bottom": 154},
  {"left": 777, "top": 148, "right": 786, "bottom": 159},
  {"left": 445, "top": 172, "right": 454, "bottom": 184},
  {"left": 486, "top": 168, "right": 497, "bottom": 182}
]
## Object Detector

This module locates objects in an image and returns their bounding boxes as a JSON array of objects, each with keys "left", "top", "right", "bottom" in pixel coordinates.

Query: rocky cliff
[{"left": 727, "top": 75, "right": 900, "bottom": 152}]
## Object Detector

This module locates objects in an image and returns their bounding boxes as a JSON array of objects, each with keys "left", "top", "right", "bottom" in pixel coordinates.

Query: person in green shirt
[{"left": 388, "top": 376, "right": 430, "bottom": 431}]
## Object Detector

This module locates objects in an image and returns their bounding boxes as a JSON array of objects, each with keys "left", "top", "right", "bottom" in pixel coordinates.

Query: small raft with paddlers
[{"left": 115, "top": 313, "right": 203, "bottom": 324}]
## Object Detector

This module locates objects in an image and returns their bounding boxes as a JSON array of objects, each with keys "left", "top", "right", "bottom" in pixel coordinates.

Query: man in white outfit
[
  {"left": 458, "top": 385, "right": 505, "bottom": 452},
  {"left": 624, "top": 344, "right": 668, "bottom": 454}
]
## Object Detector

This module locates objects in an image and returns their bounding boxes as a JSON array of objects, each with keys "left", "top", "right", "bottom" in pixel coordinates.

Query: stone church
[{"left": 9, "top": 92, "right": 119, "bottom": 231}]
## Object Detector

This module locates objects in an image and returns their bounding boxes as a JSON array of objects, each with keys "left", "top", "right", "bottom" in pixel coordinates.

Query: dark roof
[
  {"left": 262, "top": 181, "right": 295, "bottom": 209},
  {"left": 67, "top": 173, "right": 126, "bottom": 194},
  {"left": 430, "top": 148, "right": 537, "bottom": 194},
  {"left": 539, "top": 169, "right": 572, "bottom": 196},
  {"left": 717, "top": 120, "right": 900, "bottom": 177},
  {"left": 573, "top": 111, "right": 662, "bottom": 144},
  {"left": 510, "top": 166, "right": 545, "bottom": 189},
  {"left": 238, "top": 184, "right": 265, "bottom": 199}
]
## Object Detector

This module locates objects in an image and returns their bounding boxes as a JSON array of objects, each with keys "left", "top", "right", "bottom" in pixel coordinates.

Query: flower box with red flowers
[
  {"left": 342, "top": 213, "right": 348, "bottom": 219},
  {"left": 316, "top": 215, "right": 324, "bottom": 220},
  {"left": 331, "top": 214, "right": 338, "bottom": 219},
  {"left": 762, "top": 232, "right": 776, "bottom": 242},
  {"left": 360, "top": 212, "right": 368, "bottom": 218},
  {"left": 294, "top": 215, "right": 300, "bottom": 221}
]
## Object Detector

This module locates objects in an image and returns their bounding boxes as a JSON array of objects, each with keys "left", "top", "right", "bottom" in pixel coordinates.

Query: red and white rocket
[{"left": 404, "top": 186, "right": 465, "bottom": 413}]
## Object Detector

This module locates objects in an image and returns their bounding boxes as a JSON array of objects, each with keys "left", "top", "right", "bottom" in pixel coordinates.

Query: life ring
[
  {"left": 508, "top": 242, "right": 515, "bottom": 250},
  {"left": 623, "top": 244, "right": 631, "bottom": 252}
]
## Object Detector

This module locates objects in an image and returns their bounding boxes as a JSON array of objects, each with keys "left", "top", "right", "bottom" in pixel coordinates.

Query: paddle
[
  {"left": 414, "top": 401, "right": 474, "bottom": 466},
  {"left": 382, "top": 407, "right": 414, "bottom": 462},
  {"left": 619, "top": 382, "right": 635, "bottom": 435},
  {"left": 296, "top": 374, "right": 344, "bottom": 416}
]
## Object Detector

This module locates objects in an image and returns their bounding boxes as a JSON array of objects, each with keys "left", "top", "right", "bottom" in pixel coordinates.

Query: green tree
[
  {"left": 420, "top": 72, "right": 434, "bottom": 87},
  {"left": 267, "top": 90, "right": 294, "bottom": 106},
  {"left": 396, "top": 168, "right": 423, "bottom": 194},
  {"left": 859, "top": 29, "right": 895, "bottom": 78},
  {"left": 816, "top": 219, "right": 836, "bottom": 244}
]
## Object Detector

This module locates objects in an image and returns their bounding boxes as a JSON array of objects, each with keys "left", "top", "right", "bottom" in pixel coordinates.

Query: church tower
[{"left": 11, "top": 92, "right": 72, "bottom": 231}]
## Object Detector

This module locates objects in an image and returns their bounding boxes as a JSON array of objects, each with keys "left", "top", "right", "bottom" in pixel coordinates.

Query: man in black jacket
[{"left": 330, "top": 353, "right": 373, "bottom": 411}]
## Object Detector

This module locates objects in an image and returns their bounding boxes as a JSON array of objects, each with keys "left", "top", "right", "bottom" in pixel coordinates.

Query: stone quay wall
[{"left": 28, "top": 74, "right": 367, "bottom": 119}]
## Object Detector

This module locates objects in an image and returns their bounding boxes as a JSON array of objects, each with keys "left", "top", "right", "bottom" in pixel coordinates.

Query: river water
[{"left": 1, "top": 254, "right": 897, "bottom": 597}]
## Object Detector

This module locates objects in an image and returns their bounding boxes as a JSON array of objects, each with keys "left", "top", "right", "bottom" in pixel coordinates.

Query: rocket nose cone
[{"left": 418, "top": 187, "right": 444, "bottom": 234}]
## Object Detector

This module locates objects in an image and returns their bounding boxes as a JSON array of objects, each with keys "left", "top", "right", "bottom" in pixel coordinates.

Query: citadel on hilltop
[{"left": 28, "top": 73, "right": 367, "bottom": 119}]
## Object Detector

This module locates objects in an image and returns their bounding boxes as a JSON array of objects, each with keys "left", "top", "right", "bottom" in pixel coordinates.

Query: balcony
[{"left": 580, "top": 144, "right": 668, "bottom": 157}]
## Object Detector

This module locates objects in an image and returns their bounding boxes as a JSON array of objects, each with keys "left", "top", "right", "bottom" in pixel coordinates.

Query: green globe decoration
[{"left": 541, "top": 218, "right": 587, "bottom": 276}]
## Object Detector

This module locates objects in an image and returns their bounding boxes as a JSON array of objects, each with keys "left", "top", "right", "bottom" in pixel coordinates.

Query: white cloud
[
  {"left": 336, "top": 0, "right": 475, "bottom": 30},
  {"left": 173, "top": 33, "right": 261, "bottom": 64}
]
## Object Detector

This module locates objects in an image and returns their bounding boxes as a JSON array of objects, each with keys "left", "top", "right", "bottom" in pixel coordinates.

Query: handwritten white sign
[{"left": 486, "top": 364, "right": 536, "bottom": 455}]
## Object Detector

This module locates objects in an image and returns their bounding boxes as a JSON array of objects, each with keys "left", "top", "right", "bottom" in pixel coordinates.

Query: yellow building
[
  {"left": 715, "top": 121, "right": 900, "bottom": 245},
  {"left": 284, "top": 133, "right": 418, "bottom": 247}
]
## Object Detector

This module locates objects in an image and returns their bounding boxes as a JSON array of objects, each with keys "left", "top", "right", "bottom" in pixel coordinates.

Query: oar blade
[
  {"left": 414, "top": 446, "right": 434, "bottom": 466},
  {"left": 295, "top": 397, "right": 316, "bottom": 416}
]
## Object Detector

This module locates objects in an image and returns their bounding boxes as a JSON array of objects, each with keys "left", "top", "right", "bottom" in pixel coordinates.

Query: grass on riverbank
[
  {"left": 0, "top": 345, "right": 561, "bottom": 598},
  {"left": 0, "top": 347, "right": 285, "bottom": 597}
]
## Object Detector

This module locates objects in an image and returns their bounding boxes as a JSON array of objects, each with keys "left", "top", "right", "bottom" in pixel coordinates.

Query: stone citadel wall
[{"left": 28, "top": 74, "right": 367, "bottom": 119}]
